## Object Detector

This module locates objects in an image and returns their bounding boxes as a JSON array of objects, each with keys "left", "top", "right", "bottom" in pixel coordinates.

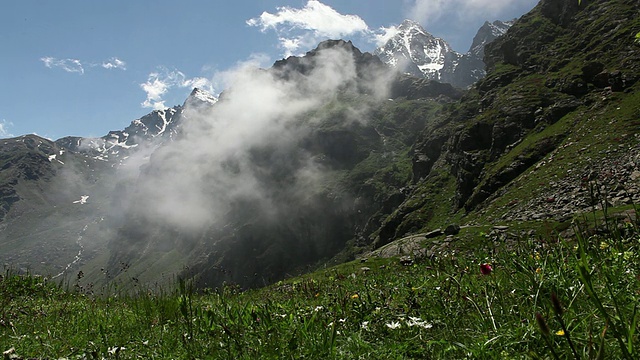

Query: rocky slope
[{"left": 372, "top": 0, "right": 640, "bottom": 247}]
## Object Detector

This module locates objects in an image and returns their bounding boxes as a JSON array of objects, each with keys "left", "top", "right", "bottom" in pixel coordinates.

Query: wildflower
[
  {"left": 406, "top": 316, "right": 433, "bottom": 329},
  {"left": 108, "top": 346, "right": 125, "bottom": 355},
  {"left": 480, "top": 263, "right": 493, "bottom": 275},
  {"left": 385, "top": 321, "right": 401, "bottom": 330},
  {"left": 351, "top": 294, "right": 359, "bottom": 299},
  {"left": 555, "top": 329, "right": 565, "bottom": 336},
  {"left": 536, "top": 268, "right": 543, "bottom": 274},
  {"left": 361, "top": 321, "right": 369, "bottom": 330},
  {"left": 313, "top": 306, "right": 323, "bottom": 312}
]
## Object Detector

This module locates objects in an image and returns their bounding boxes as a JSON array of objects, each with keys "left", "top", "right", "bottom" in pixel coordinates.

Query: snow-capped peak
[
  {"left": 488, "top": 20, "right": 514, "bottom": 38},
  {"left": 375, "top": 20, "right": 452, "bottom": 80},
  {"left": 375, "top": 18, "right": 514, "bottom": 89},
  {"left": 185, "top": 88, "right": 218, "bottom": 107},
  {"left": 468, "top": 19, "right": 515, "bottom": 55},
  {"left": 397, "top": 19, "right": 427, "bottom": 34}
]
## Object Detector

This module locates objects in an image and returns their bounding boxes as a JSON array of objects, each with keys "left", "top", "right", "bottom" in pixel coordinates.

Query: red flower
[{"left": 480, "top": 263, "right": 492, "bottom": 275}]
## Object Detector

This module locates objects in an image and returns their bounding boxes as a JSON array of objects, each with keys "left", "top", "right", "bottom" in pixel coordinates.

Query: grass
[{"left": 2, "top": 204, "right": 639, "bottom": 359}]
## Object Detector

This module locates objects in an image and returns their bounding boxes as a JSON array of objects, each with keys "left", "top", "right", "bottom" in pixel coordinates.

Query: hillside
[
  {"left": 2, "top": 0, "right": 640, "bottom": 358},
  {"left": 373, "top": 0, "right": 640, "bottom": 246}
]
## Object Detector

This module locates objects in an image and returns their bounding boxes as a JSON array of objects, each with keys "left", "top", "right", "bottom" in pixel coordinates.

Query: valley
[{"left": 1, "top": 0, "right": 640, "bottom": 357}]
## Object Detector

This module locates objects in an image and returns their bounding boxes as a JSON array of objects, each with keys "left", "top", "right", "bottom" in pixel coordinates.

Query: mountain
[
  {"left": 375, "top": 19, "right": 514, "bottom": 88},
  {"left": 55, "top": 88, "right": 217, "bottom": 164},
  {"left": 1, "top": 0, "right": 639, "bottom": 293},
  {"left": 0, "top": 40, "right": 460, "bottom": 289},
  {"left": 375, "top": 20, "right": 455, "bottom": 81},
  {"left": 101, "top": 40, "right": 463, "bottom": 289},
  {"left": 441, "top": 20, "right": 514, "bottom": 88},
  {"left": 0, "top": 89, "right": 217, "bottom": 278},
  {"left": 372, "top": 0, "right": 640, "bottom": 246}
]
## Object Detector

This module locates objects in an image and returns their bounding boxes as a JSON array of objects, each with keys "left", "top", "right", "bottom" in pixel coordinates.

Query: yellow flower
[
  {"left": 351, "top": 294, "right": 359, "bottom": 299},
  {"left": 555, "top": 330, "right": 565, "bottom": 336},
  {"left": 536, "top": 268, "right": 543, "bottom": 274}
]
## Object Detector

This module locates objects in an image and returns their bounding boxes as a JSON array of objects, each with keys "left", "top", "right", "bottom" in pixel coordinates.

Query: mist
[
  {"left": 0, "top": 41, "right": 405, "bottom": 289},
  {"left": 119, "top": 43, "right": 393, "bottom": 235}
]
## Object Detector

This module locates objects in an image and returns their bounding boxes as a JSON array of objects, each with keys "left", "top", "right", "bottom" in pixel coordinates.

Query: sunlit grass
[{"left": 2, "top": 208, "right": 639, "bottom": 359}]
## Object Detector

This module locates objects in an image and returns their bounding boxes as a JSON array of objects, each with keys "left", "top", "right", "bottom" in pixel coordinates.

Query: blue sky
[{"left": 0, "top": 0, "right": 538, "bottom": 140}]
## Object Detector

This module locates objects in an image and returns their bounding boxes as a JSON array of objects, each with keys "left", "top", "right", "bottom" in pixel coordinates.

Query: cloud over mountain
[
  {"left": 0, "top": 119, "right": 14, "bottom": 138},
  {"left": 128, "top": 43, "right": 393, "bottom": 231},
  {"left": 140, "top": 67, "right": 214, "bottom": 110},
  {"left": 247, "top": 0, "right": 370, "bottom": 56}
]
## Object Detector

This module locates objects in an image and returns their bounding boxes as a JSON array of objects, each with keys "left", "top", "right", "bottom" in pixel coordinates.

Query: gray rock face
[
  {"left": 375, "top": 19, "right": 513, "bottom": 88},
  {"left": 443, "top": 20, "right": 514, "bottom": 88}
]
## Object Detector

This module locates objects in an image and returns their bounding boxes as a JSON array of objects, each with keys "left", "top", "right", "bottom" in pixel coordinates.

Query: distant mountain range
[
  {"left": 375, "top": 19, "right": 514, "bottom": 88},
  {"left": 55, "top": 88, "right": 218, "bottom": 164}
]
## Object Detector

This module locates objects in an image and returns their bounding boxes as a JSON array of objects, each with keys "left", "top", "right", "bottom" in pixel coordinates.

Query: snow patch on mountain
[
  {"left": 376, "top": 20, "right": 452, "bottom": 80},
  {"left": 375, "top": 19, "right": 514, "bottom": 88},
  {"left": 73, "top": 195, "right": 89, "bottom": 204},
  {"left": 55, "top": 88, "right": 218, "bottom": 165}
]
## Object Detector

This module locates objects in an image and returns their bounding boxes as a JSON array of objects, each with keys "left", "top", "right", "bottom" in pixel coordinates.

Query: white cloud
[
  {"left": 140, "top": 68, "right": 214, "bottom": 110},
  {"left": 408, "top": 0, "right": 521, "bottom": 24},
  {"left": 41, "top": 56, "right": 128, "bottom": 73},
  {"left": 374, "top": 26, "right": 400, "bottom": 47},
  {"left": 247, "top": 0, "right": 370, "bottom": 56},
  {"left": 140, "top": 72, "right": 170, "bottom": 110},
  {"left": 0, "top": 119, "right": 14, "bottom": 138},
  {"left": 40, "top": 57, "right": 84, "bottom": 74},
  {"left": 102, "top": 57, "right": 127, "bottom": 70}
]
